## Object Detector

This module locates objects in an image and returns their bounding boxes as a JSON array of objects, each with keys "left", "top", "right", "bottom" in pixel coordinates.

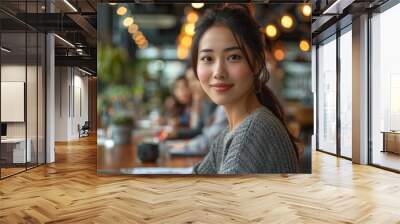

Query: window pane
[
  {"left": 318, "top": 37, "right": 337, "bottom": 154},
  {"left": 340, "top": 29, "right": 352, "bottom": 158},
  {"left": 371, "top": 3, "right": 400, "bottom": 171}
]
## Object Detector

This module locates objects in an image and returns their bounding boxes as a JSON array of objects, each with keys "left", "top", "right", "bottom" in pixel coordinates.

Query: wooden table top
[{"left": 97, "top": 141, "right": 204, "bottom": 174}]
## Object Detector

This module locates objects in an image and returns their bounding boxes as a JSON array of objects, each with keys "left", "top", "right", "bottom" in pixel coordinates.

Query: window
[
  {"left": 371, "top": 2, "right": 400, "bottom": 171},
  {"left": 339, "top": 28, "right": 352, "bottom": 158},
  {"left": 317, "top": 36, "right": 337, "bottom": 154}
]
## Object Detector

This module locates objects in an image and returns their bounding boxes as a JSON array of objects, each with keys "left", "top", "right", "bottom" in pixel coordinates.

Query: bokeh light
[
  {"left": 123, "top": 17, "right": 134, "bottom": 27},
  {"left": 299, "top": 40, "right": 310, "bottom": 52},
  {"left": 265, "top": 24, "right": 278, "bottom": 38},
  {"left": 281, "top": 15, "right": 294, "bottom": 29},
  {"left": 116, "top": 6, "right": 127, "bottom": 16}
]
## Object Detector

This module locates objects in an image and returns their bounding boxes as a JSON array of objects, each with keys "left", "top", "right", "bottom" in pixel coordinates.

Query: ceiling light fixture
[
  {"left": 78, "top": 67, "right": 92, "bottom": 76},
  {"left": 1, "top": 47, "right": 11, "bottom": 53},
  {"left": 191, "top": 3, "right": 204, "bottom": 9},
  {"left": 63, "top": 0, "right": 78, "bottom": 12},
  {"left": 322, "top": 0, "right": 355, "bottom": 15},
  {"left": 54, "top": 34, "right": 75, "bottom": 48}
]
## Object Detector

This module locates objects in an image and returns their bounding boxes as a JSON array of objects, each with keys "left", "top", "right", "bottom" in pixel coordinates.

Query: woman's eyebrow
[
  {"left": 223, "top": 46, "right": 241, "bottom": 52},
  {"left": 199, "top": 46, "right": 241, "bottom": 53}
]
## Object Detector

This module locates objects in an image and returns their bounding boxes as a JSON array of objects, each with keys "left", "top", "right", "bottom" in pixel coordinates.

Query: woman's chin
[{"left": 209, "top": 96, "right": 234, "bottom": 106}]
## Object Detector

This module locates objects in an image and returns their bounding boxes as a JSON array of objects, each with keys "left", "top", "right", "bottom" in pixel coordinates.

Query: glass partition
[
  {"left": 1, "top": 30, "right": 28, "bottom": 177},
  {"left": 0, "top": 0, "right": 46, "bottom": 179},
  {"left": 339, "top": 28, "right": 352, "bottom": 158},
  {"left": 317, "top": 36, "right": 337, "bottom": 154},
  {"left": 371, "top": 3, "right": 400, "bottom": 171}
]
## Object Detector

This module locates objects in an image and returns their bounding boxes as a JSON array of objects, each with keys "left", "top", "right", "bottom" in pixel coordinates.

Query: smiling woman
[{"left": 190, "top": 4, "right": 302, "bottom": 174}]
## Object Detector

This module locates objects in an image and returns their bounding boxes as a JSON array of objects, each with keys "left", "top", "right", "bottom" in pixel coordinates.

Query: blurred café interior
[
  {"left": 1, "top": 0, "right": 400, "bottom": 179},
  {"left": 97, "top": 0, "right": 400, "bottom": 174},
  {"left": 97, "top": 2, "right": 313, "bottom": 174}
]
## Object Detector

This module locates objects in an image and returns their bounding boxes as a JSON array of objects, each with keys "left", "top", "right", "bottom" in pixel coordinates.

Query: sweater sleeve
[
  {"left": 192, "top": 131, "right": 225, "bottom": 174},
  {"left": 192, "top": 149, "right": 216, "bottom": 174},
  {"left": 219, "top": 113, "right": 298, "bottom": 174}
]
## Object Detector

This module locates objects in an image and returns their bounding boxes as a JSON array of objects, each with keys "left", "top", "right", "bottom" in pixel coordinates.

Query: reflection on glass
[
  {"left": 340, "top": 29, "right": 352, "bottom": 158},
  {"left": 1, "top": 31, "right": 27, "bottom": 177},
  {"left": 318, "top": 37, "right": 337, "bottom": 154}
]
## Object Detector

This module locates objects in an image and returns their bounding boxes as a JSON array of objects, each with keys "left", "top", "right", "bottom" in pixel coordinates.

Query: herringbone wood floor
[{"left": 0, "top": 135, "right": 400, "bottom": 223}]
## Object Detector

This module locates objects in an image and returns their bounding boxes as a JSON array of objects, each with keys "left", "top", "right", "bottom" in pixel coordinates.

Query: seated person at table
[
  {"left": 165, "top": 69, "right": 217, "bottom": 140},
  {"left": 165, "top": 76, "right": 192, "bottom": 128},
  {"left": 158, "top": 95, "right": 183, "bottom": 127}
]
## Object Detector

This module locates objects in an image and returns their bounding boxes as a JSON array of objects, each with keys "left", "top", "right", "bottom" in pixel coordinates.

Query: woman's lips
[{"left": 210, "top": 83, "right": 234, "bottom": 93}]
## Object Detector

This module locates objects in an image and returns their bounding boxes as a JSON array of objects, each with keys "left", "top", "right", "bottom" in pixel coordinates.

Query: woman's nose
[{"left": 213, "top": 59, "right": 227, "bottom": 79}]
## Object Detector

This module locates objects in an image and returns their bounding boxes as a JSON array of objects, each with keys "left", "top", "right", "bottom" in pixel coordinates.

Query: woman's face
[
  {"left": 174, "top": 79, "right": 191, "bottom": 105},
  {"left": 196, "top": 25, "right": 254, "bottom": 106}
]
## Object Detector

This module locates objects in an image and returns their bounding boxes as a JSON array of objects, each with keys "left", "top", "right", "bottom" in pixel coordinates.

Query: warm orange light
[
  {"left": 265, "top": 24, "right": 278, "bottom": 38},
  {"left": 133, "top": 31, "right": 143, "bottom": 39},
  {"left": 187, "top": 12, "right": 198, "bottom": 23},
  {"left": 135, "top": 35, "right": 145, "bottom": 43},
  {"left": 123, "top": 16, "right": 134, "bottom": 27},
  {"left": 135, "top": 35, "right": 146, "bottom": 42},
  {"left": 299, "top": 40, "right": 310, "bottom": 52},
  {"left": 137, "top": 40, "right": 147, "bottom": 46},
  {"left": 177, "top": 46, "right": 189, "bottom": 60},
  {"left": 281, "top": 15, "right": 294, "bottom": 29},
  {"left": 181, "top": 36, "right": 192, "bottom": 48},
  {"left": 138, "top": 42, "right": 148, "bottom": 49},
  {"left": 274, "top": 49, "right": 285, "bottom": 61},
  {"left": 128, "top": 24, "right": 138, "bottom": 34},
  {"left": 116, "top": 6, "right": 127, "bottom": 16},
  {"left": 302, "top": 5, "right": 312, "bottom": 17},
  {"left": 184, "top": 23, "right": 195, "bottom": 36},
  {"left": 135, "top": 38, "right": 146, "bottom": 46}
]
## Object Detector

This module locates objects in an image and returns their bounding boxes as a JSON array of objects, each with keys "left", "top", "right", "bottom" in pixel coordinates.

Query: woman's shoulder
[
  {"left": 250, "top": 107, "right": 287, "bottom": 132},
  {"left": 233, "top": 106, "right": 290, "bottom": 146},
  {"left": 252, "top": 107, "right": 285, "bottom": 129}
]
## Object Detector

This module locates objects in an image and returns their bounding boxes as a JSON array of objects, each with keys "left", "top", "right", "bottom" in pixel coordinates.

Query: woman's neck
[{"left": 223, "top": 92, "right": 263, "bottom": 132}]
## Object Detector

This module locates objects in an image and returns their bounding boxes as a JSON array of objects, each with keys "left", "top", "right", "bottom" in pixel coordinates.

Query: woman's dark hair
[{"left": 190, "top": 4, "right": 303, "bottom": 160}]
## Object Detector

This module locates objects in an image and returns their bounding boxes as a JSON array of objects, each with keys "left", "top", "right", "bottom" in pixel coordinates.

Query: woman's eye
[
  {"left": 228, "top": 54, "right": 242, "bottom": 61},
  {"left": 200, "top": 56, "right": 212, "bottom": 62}
]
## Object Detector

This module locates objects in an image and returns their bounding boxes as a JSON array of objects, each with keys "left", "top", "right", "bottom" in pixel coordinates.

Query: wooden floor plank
[{"left": 0, "top": 135, "right": 399, "bottom": 223}]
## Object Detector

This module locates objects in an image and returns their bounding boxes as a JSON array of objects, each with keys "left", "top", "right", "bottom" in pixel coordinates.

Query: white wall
[
  {"left": 54, "top": 67, "right": 89, "bottom": 141},
  {"left": 1, "top": 64, "right": 46, "bottom": 164},
  {"left": 55, "top": 67, "right": 68, "bottom": 141},
  {"left": 1, "top": 65, "right": 33, "bottom": 137}
]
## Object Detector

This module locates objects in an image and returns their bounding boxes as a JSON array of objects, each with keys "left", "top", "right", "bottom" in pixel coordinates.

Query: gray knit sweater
[{"left": 192, "top": 107, "right": 298, "bottom": 174}]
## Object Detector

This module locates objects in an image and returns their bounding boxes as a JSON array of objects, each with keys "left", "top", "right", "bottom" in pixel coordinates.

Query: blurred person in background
[
  {"left": 165, "top": 68, "right": 217, "bottom": 140},
  {"left": 167, "top": 105, "right": 227, "bottom": 155},
  {"left": 167, "top": 76, "right": 192, "bottom": 128}
]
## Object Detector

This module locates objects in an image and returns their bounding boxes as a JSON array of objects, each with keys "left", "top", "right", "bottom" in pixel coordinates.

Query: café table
[{"left": 97, "top": 127, "right": 204, "bottom": 175}]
